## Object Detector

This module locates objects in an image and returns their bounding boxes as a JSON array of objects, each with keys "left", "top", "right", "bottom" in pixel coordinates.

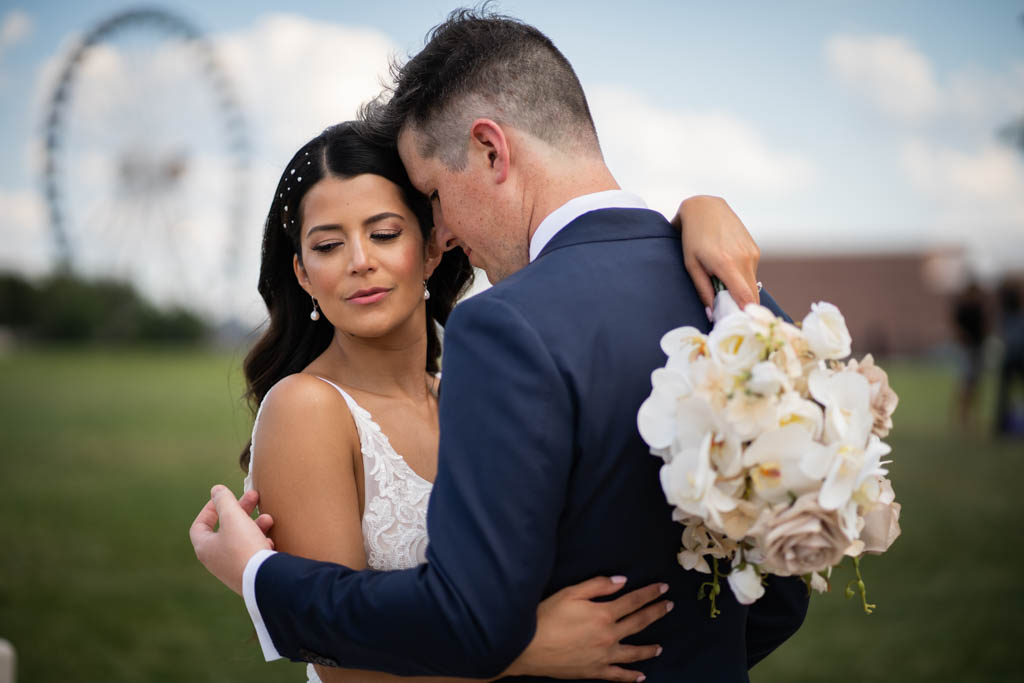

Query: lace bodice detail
[{"left": 243, "top": 376, "right": 432, "bottom": 571}]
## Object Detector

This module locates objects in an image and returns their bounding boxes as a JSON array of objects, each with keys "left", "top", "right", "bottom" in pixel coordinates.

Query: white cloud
[
  {"left": 903, "top": 139, "right": 1024, "bottom": 203},
  {"left": 216, "top": 13, "right": 396, "bottom": 160},
  {"left": 900, "top": 138, "right": 1024, "bottom": 274},
  {"left": 0, "top": 9, "right": 32, "bottom": 54},
  {"left": 21, "top": 13, "right": 398, "bottom": 322},
  {"left": 825, "top": 34, "right": 941, "bottom": 121},
  {"left": 902, "top": 139, "right": 1024, "bottom": 216},
  {"left": 946, "top": 61, "right": 1024, "bottom": 128},
  {"left": 589, "top": 84, "right": 815, "bottom": 218}
]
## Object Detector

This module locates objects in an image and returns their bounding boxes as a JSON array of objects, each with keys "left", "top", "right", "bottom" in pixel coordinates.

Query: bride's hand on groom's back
[
  {"left": 673, "top": 195, "right": 761, "bottom": 310},
  {"left": 503, "top": 576, "right": 672, "bottom": 682}
]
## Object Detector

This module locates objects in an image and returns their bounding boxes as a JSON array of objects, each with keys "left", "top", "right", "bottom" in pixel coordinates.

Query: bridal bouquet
[{"left": 637, "top": 287, "right": 900, "bottom": 616}]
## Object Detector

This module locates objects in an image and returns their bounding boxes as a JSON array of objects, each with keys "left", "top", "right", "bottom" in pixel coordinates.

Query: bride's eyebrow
[
  {"left": 363, "top": 212, "right": 405, "bottom": 227},
  {"left": 305, "top": 212, "right": 405, "bottom": 238}
]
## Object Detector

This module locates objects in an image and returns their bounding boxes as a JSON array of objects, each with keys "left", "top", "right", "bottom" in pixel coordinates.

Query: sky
[{"left": 0, "top": 0, "right": 1021, "bottom": 321}]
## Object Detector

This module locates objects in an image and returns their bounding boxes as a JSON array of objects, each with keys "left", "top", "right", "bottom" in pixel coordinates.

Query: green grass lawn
[{"left": 0, "top": 348, "right": 1021, "bottom": 682}]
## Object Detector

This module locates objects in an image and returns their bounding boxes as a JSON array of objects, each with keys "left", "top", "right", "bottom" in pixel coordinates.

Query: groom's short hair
[{"left": 364, "top": 7, "right": 602, "bottom": 170}]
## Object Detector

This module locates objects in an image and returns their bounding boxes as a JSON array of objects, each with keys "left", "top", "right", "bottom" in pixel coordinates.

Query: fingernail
[
  {"left": 704, "top": 306, "right": 713, "bottom": 322},
  {"left": 665, "top": 601, "right": 674, "bottom": 612},
  {"left": 659, "top": 583, "right": 669, "bottom": 594},
  {"left": 636, "top": 676, "right": 646, "bottom": 683},
  {"left": 655, "top": 646, "right": 663, "bottom": 657},
  {"left": 610, "top": 575, "right": 627, "bottom": 584}
]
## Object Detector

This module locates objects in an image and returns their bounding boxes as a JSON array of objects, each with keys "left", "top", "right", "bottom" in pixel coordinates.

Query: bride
[{"left": 240, "top": 121, "right": 761, "bottom": 683}]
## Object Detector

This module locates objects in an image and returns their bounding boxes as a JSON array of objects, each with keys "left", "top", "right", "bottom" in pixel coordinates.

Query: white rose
[
  {"left": 758, "top": 494, "right": 852, "bottom": 576},
  {"left": 727, "top": 561, "right": 766, "bottom": 605},
  {"left": 708, "top": 312, "right": 768, "bottom": 375},
  {"left": 802, "top": 302, "right": 852, "bottom": 360},
  {"left": 860, "top": 501, "right": 902, "bottom": 554}
]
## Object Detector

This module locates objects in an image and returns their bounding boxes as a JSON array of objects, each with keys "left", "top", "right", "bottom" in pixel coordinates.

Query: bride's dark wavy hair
[{"left": 238, "top": 121, "right": 473, "bottom": 471}]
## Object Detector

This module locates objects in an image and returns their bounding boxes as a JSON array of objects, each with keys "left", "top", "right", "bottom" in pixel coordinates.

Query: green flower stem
[
  {"left": 698, "top": 557, "right": 723, "bottom": 619},
  {"left": 845, "top": 556, "right": 877, "bottom": 615},
  {"left": 711, "top": 275, "right": 727, "bottom": 294}
]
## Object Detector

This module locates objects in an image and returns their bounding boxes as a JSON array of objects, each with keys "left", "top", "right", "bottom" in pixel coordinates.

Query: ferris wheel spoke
[{"left": 42, "top": 8, "right": 250, "bottom": 315}]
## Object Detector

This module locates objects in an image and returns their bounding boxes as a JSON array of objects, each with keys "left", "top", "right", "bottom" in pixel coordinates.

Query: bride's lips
[{"left": 346, "top": 287, "right": 392, "bottom": 305}]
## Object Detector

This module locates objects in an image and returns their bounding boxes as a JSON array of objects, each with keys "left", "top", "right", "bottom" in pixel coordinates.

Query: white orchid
[
  {"left": 659, "top": 435, "right": 716, "bottom": 518},
  {"left": 742, "top": 425, "right": 828, "bottom": 504},
  {"left": 773, "top": 391, "right": 825, "bottom": 441},
  {"left": 711, "top": 289, "right": 742, "bottom": 321},
  {"left": 637, "top": 367, "right": 693, "bottom": 451},
  {"left": 678, "top": 548, "right": 711, "bottom": 574},
  {"left": 818, "top": 436, "right": 892, "bottom": 511},
  {"left": 802, "top": 302, "right": 852, "bottom": 360},
  {"left": 748, "top": 361, "right": 790, "bottom": 397},
  {"left": 725, "top": 391, "right": 781, "bottom": 442},
  {"left": 808, "top": 367, "right": 873, "bottom": 448},
  {"left": 728, "top": 557, "right": 766, "bottom": 605},
  {"left": 660, "top": 326, "right": 709, "bottom": 361},
  {"left": 809, "top": 571, "right": 829, "bottom": 593}
]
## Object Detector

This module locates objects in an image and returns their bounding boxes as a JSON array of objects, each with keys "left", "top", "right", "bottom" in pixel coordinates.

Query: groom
[{"left": 192, "top": 10, "right": 807, "bottom": 681}]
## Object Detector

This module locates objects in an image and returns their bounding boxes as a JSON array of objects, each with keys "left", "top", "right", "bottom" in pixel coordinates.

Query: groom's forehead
[{"left": 397, "top": 127, "right": 430, "bottom": 189}]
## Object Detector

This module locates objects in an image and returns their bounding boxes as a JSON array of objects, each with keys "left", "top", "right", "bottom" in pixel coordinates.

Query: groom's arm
[
  {"left": 745, "top": 574, "right": 809, "bottom": 668},
  {"left": 249, "top": 293, "right": 572, "bottom": 677}
]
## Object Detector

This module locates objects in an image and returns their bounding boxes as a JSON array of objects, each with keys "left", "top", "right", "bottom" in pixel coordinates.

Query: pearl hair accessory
[{"left": 309, "top": 296, "right": 320, "bottom": 321}]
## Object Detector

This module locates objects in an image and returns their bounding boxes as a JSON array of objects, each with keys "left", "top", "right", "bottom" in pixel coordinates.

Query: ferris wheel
[{"left": 41, "top": 7, "right": 250, "bottom": 316}]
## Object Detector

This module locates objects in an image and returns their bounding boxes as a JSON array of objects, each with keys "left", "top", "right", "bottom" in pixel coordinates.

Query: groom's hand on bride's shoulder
[{"left": 189, "top": 485, "right": 276, "bottom": 595}]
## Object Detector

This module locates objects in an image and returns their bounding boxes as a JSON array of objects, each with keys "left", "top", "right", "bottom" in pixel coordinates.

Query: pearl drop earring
[
  {"left": 423, "top": 281, "right": 431, "bottom": 301},
  {"left": 310, "top": 297, "right": 320, "bottom": 321}
]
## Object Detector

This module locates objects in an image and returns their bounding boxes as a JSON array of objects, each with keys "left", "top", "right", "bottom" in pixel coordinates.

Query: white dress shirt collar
[{"left": 528, "top": 190, "right": 648, "bottom": 262}]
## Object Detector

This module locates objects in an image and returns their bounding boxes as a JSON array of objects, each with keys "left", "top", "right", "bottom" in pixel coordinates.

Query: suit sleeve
[
  {"left": 744, "top": 288, "right": 809, "bottom": 667},
  {"left": 252, "top": 294, "right": 573, "bottom": 677},
  {"left": 745, "top": 574, "right": 809, "bottom": 668}
]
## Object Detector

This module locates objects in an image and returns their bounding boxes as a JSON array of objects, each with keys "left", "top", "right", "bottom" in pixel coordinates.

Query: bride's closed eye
[{"left": 371, "top": 230, "right": 402, "bottom": 242}]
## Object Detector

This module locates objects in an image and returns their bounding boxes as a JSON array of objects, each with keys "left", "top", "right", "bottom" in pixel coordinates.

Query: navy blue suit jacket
[{"left": 254, "top": 208, "right": 808, "bottom": 681}]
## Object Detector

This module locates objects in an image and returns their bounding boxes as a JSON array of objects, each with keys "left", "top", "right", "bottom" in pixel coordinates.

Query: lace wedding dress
[{"left": 244, "top": 375, "right": 433, "bottom": 682}]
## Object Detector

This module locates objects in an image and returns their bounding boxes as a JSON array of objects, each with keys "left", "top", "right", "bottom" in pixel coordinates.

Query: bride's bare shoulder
[{"left": 254, "top": 373, "right": 359, "bottom": 462}]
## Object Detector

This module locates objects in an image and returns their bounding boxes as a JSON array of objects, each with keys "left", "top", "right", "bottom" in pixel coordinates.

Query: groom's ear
[{"left": 469, "top": 118, "right": 509, "bottom": 184}]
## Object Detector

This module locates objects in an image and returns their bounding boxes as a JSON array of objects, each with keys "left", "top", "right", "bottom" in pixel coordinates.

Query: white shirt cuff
[{"left": 242, "top": 548, "right": 282, "bottom": 661}]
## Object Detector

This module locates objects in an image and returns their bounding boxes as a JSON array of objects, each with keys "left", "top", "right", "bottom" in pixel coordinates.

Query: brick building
[{"left": 758, "top": 250, "right": 968, "bottom": 356}]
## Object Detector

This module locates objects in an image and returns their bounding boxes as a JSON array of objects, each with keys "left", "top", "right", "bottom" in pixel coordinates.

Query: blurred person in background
[
  {"left": 223, "top": 120, "right": 767, "bottom": 683},
  {"left": 995, "top": 278, "right": 1024, "bottom": 437},
  {"left": 951, "top": 280, "right": 989, "bottom": 431}
]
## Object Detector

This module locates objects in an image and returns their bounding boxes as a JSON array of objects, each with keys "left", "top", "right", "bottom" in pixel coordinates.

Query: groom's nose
[{"left": 434, "top": 221, "right": 462, "bottom": 252}]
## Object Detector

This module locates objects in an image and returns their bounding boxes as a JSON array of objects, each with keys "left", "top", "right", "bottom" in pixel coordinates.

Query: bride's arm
[
  {"left": 254, "top": 375, "right": 670, "bottom": 683},
  {"left": 250, "top": 374, "right": 382, "bottom": 683},
  {"left": 672, "top": 195, "right": 761, "bottom": 309}
]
